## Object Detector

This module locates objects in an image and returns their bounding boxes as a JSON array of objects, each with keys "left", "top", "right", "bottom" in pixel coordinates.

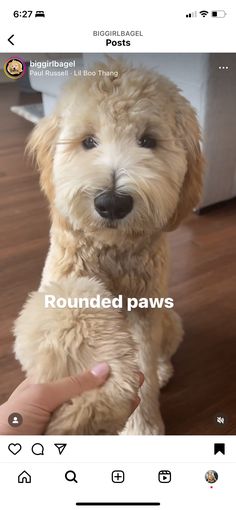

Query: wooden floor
[{"left": 0, "top": 83, "right": 236, "bottom": 434}]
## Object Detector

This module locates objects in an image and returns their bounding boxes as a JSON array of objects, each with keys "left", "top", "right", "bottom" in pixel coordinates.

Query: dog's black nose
[{"left": 94, "top": 191, "right": 133, "bottom": 220}]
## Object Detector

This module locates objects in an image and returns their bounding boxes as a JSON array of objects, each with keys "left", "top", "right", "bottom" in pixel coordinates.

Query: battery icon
[{"left": 211, "top": 10, "right": 227, "bottom": 17}]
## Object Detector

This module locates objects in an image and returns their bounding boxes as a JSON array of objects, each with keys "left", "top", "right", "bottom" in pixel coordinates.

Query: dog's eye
[
  {"left": 82, "top": 136, "right": 98, "bottom": 150},
  {"left": 138, "top": 136, "right": 157, "bottom": 149}
]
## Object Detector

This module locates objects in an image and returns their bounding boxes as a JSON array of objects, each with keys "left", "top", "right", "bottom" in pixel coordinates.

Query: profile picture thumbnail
[
  {"left": 4, "top": 57, "right": 26, "bottom": 79},
  {"left": 205, "top": 470, "right": 218, "bottom": 484}
]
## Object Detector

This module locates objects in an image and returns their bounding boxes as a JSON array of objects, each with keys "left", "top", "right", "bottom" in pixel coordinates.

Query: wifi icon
[{"left": 200, "top": 10, "right": 209, "bottom": 17}]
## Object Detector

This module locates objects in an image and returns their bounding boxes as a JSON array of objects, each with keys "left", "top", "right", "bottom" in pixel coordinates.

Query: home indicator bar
[{"left": 76, "top": 504, "right": 161, "bottom": 507}]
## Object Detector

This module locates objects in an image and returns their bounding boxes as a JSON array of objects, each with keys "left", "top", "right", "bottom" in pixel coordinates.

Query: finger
[
  {"left": 8, "top": 378, "right": 32, "bottom": 399},
  {"left": 40, "top": 362, "right": 110, "bottom": 412}
]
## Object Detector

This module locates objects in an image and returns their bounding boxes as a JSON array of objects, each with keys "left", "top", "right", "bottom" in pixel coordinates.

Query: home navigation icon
[{"left": 18, "top": 471, "right": 31, "bottom": 483}]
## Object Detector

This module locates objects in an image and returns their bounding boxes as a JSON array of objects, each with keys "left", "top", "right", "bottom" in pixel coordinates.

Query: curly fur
[
  {"left": 14, "top": 58, "right": 203, "bottom": 434},
  {"left": 14, "top": 277, "right": 139, "bottom": 434}
]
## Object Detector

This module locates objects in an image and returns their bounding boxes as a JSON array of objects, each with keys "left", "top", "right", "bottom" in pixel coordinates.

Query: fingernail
[{"left": 90, "top": 362, "right": 110, "bottom": 378}]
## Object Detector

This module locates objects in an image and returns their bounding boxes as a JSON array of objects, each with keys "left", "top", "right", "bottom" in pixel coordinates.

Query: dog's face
[
  {"left": 29, "top": 61, "right": 203, "bottom": 235},
  {"left": 8, "top": 60, "right": 23, "bottom": 75}
]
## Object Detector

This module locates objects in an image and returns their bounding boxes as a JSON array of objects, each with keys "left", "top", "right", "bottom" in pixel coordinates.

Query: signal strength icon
[
  {"left": 199, "top": 10, "right": 209, "bottom": 17},
  {"left": 186, "top": 11, "right": 197, "bottom": 17}
]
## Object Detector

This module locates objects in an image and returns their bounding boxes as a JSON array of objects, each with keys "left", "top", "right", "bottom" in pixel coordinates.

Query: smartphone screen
[{"left": 0, "top": 2, "right": 235, "bottom": 509}]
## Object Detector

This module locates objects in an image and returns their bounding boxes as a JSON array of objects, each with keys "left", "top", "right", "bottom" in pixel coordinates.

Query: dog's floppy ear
[
  {"left": 166, "top": 102, "right": 204, "bottom": 231},
  {"left": 27, "top": 114, "right": 59, "bottom": 201}
]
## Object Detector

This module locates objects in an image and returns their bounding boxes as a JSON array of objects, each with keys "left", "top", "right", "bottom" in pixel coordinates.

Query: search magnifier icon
[{"left": 65, "top": 470, "right": 78, "bottom": 483}]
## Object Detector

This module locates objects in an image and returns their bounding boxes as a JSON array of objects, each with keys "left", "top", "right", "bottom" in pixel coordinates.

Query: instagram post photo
[{"left": 0, "top": 51, "right": 236, "bottom": 437}]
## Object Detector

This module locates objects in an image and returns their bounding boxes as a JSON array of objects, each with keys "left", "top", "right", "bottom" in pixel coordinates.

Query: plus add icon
[{"left": 111, "top": 470, "right": 125, "bottom": 483}]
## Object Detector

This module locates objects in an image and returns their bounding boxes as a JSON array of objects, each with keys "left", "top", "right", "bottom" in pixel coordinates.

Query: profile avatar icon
[
  {"left": 8, "top": 412, "right": 23, "bottom": 427},
  {"left": 205, "top": 470, "right": 218, "bottom": 484},
  {"left": 4, "top": 57, "right": 26, "bottom": 80}
]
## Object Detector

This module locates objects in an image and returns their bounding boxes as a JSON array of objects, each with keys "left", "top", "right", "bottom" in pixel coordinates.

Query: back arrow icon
[{"left": 8, "top": 34, "right": 14, "bottom": 46}]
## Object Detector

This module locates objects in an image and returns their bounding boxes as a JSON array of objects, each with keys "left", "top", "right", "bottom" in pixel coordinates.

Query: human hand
[{"left": 0, "top": 363, "right": 144, "bottom": 435}]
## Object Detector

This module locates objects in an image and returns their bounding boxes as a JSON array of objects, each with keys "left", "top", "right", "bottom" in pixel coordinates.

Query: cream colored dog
[
  {"left": 14, "top": 59, "right": 203, "bottom": 435},
  {"left": 7, "top": 59, "right": 23, "bottom": 76}
]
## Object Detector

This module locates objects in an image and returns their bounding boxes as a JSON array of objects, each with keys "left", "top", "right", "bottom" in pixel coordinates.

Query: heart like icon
[{"left": 8, "top": 443, "right": 22, "bottom": 455}]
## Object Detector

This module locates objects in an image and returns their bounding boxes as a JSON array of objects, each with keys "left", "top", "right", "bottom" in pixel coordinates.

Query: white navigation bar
[{"left": 0, "top": 1, "right": 235, "bottom": 52}]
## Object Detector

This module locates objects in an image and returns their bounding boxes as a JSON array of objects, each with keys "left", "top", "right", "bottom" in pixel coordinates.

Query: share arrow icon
[{"left": 54, "top": 443, "right": 67, "bottom": 455}]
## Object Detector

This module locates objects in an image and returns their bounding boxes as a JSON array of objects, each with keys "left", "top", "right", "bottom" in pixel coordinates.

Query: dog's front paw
[
  {"left": 122, "top": 405, "right": 165, "bottom": 435},
  {"left": 14, "top": 276, "right": 139, "bottom": 435}
]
